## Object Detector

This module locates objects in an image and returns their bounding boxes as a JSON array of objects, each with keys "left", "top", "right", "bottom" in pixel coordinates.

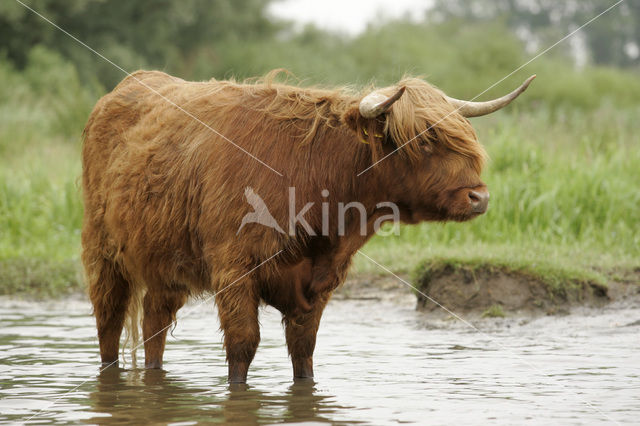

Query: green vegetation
[
  {"left": 1, "top": 1, "right": 638, "bottom": 297},
  {"left": 481, "top": 305, "right": 506, "bottom": 319},
  {"left": 0, "top": 47, "right": 88, "bottom": 297},
  {"left": 431, "top": 0, "right": 640, "bottom": 69},
  {"left": 0, "top": 258, "right": 80, "bottom": 297}
]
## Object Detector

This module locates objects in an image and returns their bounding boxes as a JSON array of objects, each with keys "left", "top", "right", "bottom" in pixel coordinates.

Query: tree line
[{"left": 0, "top": 0, "right": 638, "bottom": 109}]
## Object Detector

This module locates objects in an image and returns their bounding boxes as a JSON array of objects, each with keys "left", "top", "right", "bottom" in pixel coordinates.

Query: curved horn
[
  {"left": 359, "top": 86, "right": 406, "bottom": 119},
  {"left": 445, "top": 75, "right": 536, "bottom": 117}
]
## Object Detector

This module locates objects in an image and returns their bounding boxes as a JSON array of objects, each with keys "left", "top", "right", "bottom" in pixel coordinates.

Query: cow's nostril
[{"left": 468, "top": 190, "right": 489, "bottom": 213}]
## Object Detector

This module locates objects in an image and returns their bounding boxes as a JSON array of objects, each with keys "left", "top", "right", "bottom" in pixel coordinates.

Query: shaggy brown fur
[{"left": 82, "top": 69, "right": 488, "bottom": 383}]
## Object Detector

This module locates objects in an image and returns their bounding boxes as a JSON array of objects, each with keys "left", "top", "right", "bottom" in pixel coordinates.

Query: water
[{"left": 1, "top": 291, "right": 639, "bottom": 425}]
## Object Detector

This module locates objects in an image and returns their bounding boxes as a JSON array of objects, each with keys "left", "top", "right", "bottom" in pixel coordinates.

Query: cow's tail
[{"left": 121, "top": 285, "right": 145, "bottom": 367}]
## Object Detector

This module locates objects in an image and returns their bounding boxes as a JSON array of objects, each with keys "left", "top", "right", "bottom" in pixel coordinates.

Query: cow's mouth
[{"left": 398, "top": 187, "right": 489, "bottom": 223}]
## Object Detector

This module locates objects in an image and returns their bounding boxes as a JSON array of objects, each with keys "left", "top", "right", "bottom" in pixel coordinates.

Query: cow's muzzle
[{"left": 468, "top": 188, "right": 490, "bottom": 214}]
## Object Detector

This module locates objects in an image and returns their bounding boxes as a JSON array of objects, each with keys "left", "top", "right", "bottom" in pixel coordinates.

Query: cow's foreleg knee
[
  {"left": 143, "top": 286, "right": 188, "bottom": 369},
  {"left": 216, "top": 282, "right": 260, "bottom": 384},
  {"left": 284, "top": 294, "right": 329, "bottom": 380}
]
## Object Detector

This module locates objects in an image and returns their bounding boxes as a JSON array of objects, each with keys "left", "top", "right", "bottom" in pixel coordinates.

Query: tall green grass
[
  {"left": 0, "top": 47, "right": 91, "bottom": 296},
  {"left": 0, "top": 46, "right": 638, "bottom": 295}
]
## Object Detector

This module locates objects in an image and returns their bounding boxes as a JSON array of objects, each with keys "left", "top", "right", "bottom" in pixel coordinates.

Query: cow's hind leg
[
  {"left": 142, "top": 285, "right": 188, "bottom": 369},
  {"left": 216, "top": 279, "right": 261, "bottom": 383},
  {"left": 283, "top": 293, "right": 330, "bottom": 379},
  {"left": 88, "top": 260, "right": 131, "bottom": 367}
]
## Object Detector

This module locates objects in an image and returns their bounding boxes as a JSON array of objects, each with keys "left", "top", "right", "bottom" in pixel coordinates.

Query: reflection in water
[
  {"left": 88, "top": 367, "right": 219, "bottom": 424},
  {"left": 87, "top": 367, "right": 348, "bottom": 424},
  {"left": 1, "top": 297, "right": 639, "bottom": 424}
]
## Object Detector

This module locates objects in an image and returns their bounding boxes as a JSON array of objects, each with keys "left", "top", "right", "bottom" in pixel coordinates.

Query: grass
[
  {"left": 0, "top": 257, "right": 82, "bottom": 298},
  {"left": 1, "top": 47, "right": 639, "bottom": 297},
  {"left": 481, "top": 305, "right": 506, "bottom": 319},
  {"left": 0, "top": 48, "right": 88, "bottom": 297},
  {"left": 0, "top": 153, "right": 83, "bottom": 297}
]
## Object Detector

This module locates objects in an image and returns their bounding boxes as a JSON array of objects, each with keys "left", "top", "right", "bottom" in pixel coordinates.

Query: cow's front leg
[
  {"left": 283, "top": 293, "right": 330, "bottom": 379},
  {"left": 308, "top": 255, "right": 345, "bottom": 304},
  {"left": 216, "top": 280, "right": 261, "bottom": 383}
]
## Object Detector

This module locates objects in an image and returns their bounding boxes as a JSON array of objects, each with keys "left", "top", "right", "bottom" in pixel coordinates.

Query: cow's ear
[
  {"left": 342, "top": 106, "right": 360, "bottom": 133},
  {"left": 342, "top": 106, "right": 371, "bottom": 141},
  {"left": 342, "top": 107, "right": 388, "bottom": 146}
]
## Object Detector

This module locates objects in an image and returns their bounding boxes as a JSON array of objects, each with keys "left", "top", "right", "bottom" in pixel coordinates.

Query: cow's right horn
[{"left": 359, "top": 86, "right": 406, "bottom": 119}]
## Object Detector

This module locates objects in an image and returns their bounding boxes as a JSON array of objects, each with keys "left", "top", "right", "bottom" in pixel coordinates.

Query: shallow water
[{"left": 1, "top": 293, "right": 639, "bottom": 425}]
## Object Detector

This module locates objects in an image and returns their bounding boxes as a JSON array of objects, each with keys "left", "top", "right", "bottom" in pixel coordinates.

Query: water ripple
[{"left": 0, "top": 298, "right": 638, "bottom": 424}]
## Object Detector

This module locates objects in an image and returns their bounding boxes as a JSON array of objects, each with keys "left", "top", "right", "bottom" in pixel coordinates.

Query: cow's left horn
[
  {"left": 359, "top": 86, "right": 406, "bottom": 119},
  {"left": 445, "top": 75, "right": 536, "bottom": 117}
]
